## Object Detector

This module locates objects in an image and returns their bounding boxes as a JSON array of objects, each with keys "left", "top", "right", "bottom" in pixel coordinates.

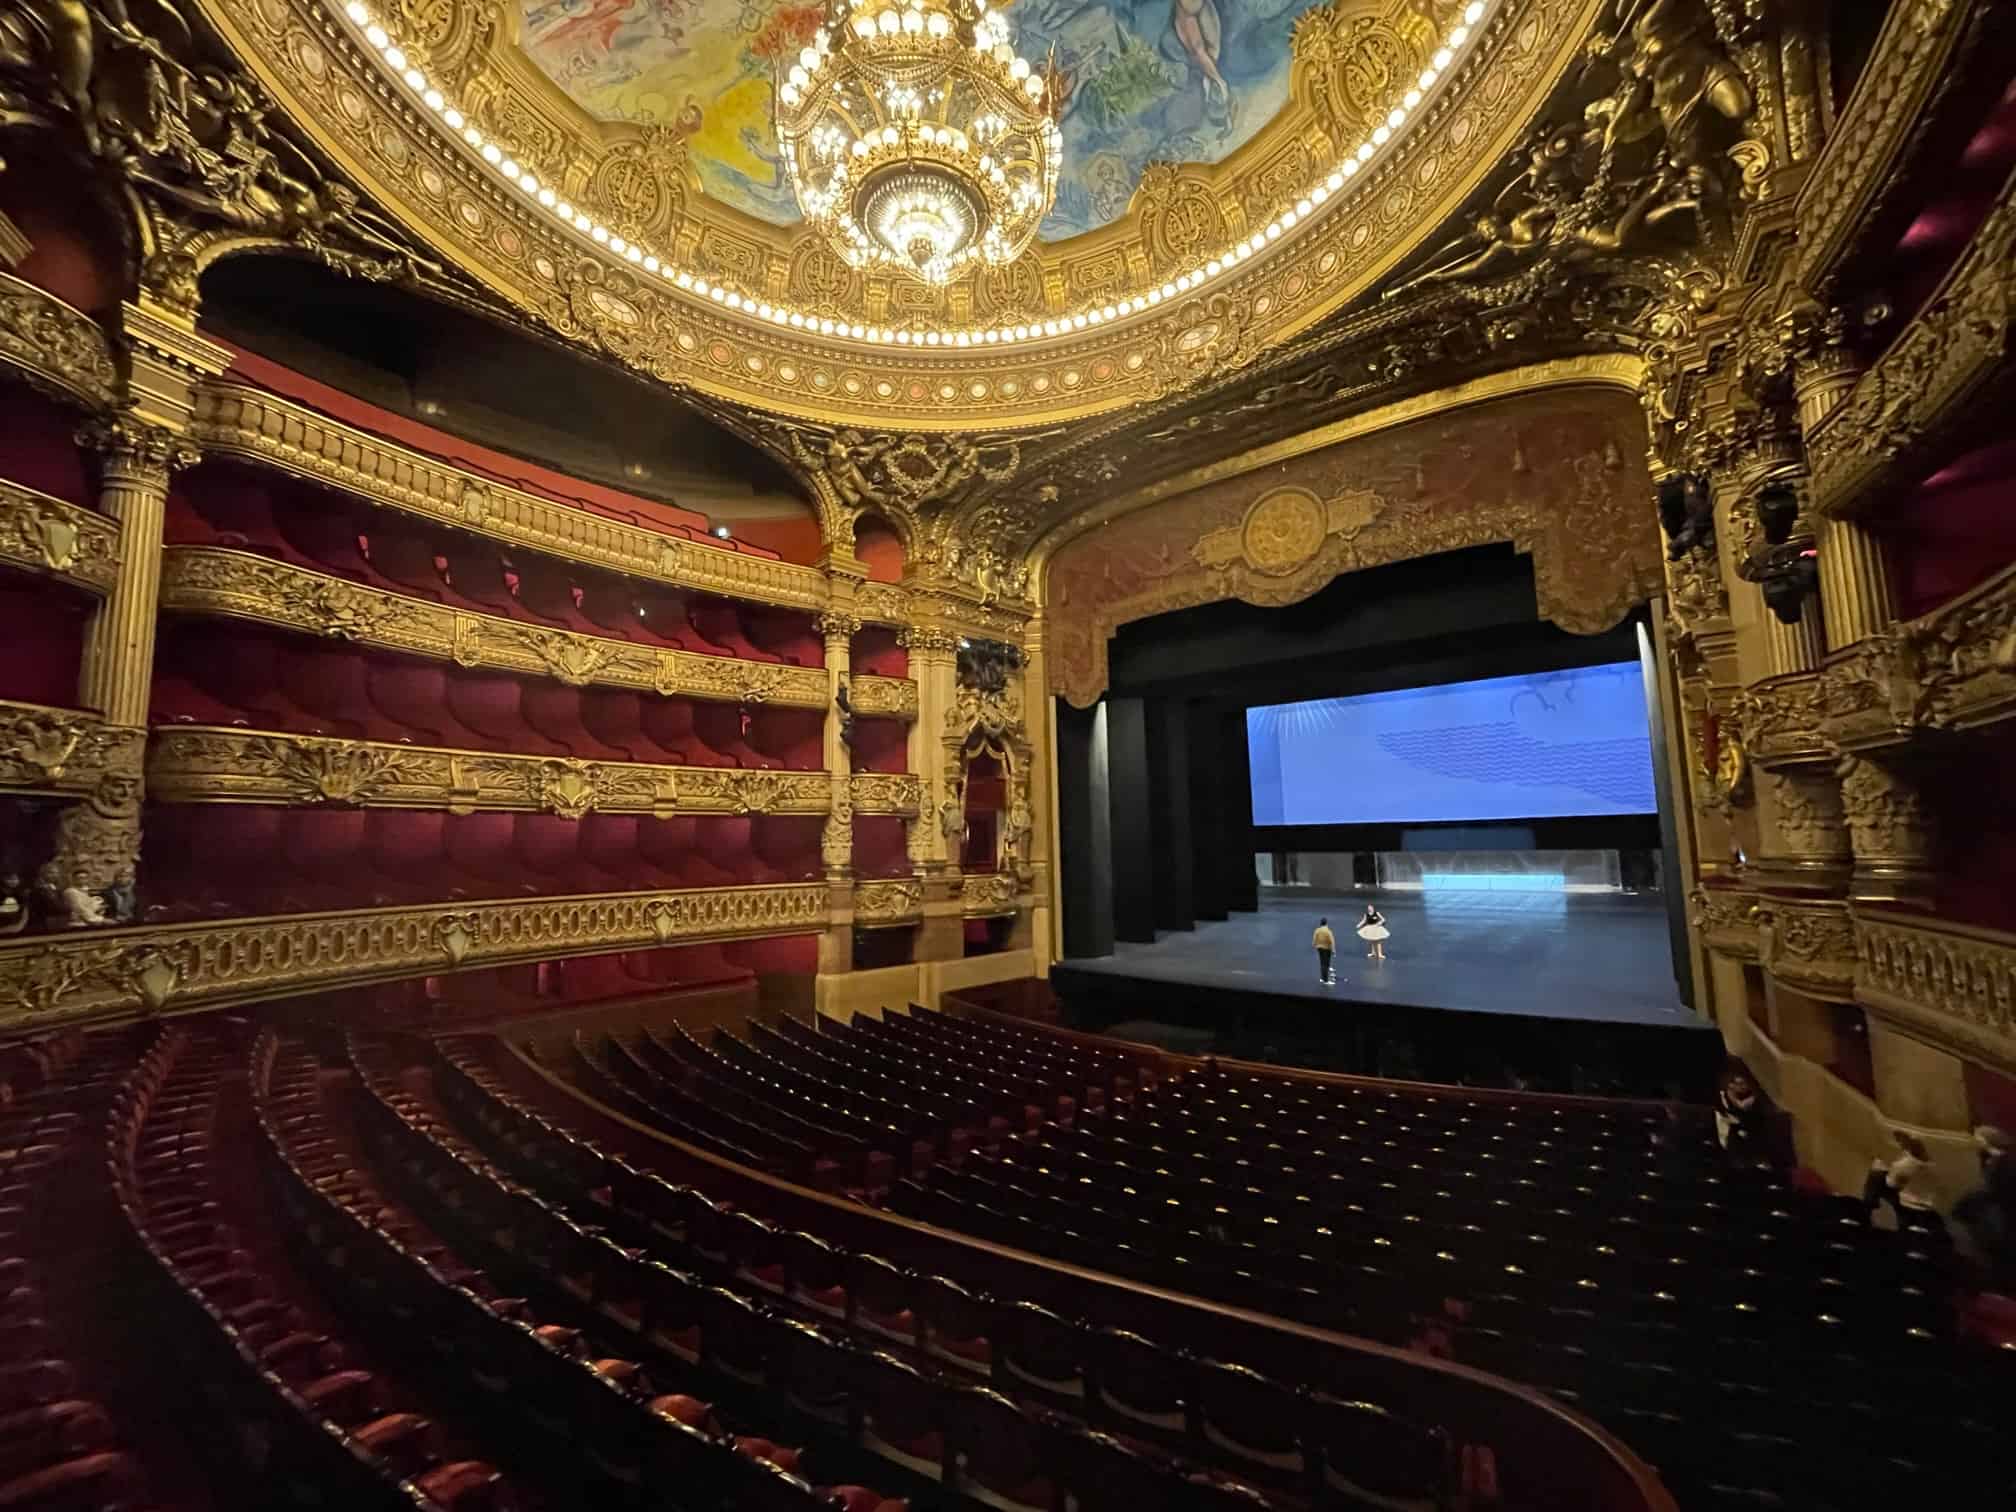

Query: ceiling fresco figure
[{"left": 514, "top": 0, "right": 1329, "bottom": 238}]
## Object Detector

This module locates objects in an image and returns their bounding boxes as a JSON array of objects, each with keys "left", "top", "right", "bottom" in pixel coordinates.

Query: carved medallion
[{"left": 1239, "top": 488, "right": 1329, "bottom": 576}]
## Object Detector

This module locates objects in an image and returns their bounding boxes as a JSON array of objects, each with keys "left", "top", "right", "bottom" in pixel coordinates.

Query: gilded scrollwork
[
  {"left": 0, "top": 883, "right": 828, "bottom": 1030},
  {"left": 1688, "top": 887, "right": 1760, "bottom": 959},
  {"left": 959, "top": 872, "right": 1019, "bottom": 917},
  {"left": 156, "top": 548, "right": 829, "bottom": 708},
  {"left": 0, "top": 273, "right": 121, "bottom": 409},
  {"left": 1857, "top": 915, "right": 2016, "bottom": 1079},
  {"left": 849, "top": 774, "right": 923, "bottom": 817},
  {"left": 1754, "top": 899, "right": 1856, "bottom": 998},
  {"left": 146, "top": 727, "right": 834, "bottom": 817},
  {"left": 0, "top": 479, "right": 119, "bottom": 592},
  {"left": 0, "top": 701, "right": 143, "bottom": 800},
  {"left": 854, "top": 881, "right": 924, "bottom": 925},
  {"left": 850, "top": 675, "right": 919, "bottom": 722}
]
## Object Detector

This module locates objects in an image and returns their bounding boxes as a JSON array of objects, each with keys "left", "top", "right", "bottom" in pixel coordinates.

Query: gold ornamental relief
[{"left": 1240, "top": 488, "right": 1329, "bottom": 576}]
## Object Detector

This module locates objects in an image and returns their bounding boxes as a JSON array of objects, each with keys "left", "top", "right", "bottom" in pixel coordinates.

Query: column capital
[
  {"left": 898, "top": 625, "right": 961, "bottom": 655},
  {"left": 816, "top": 610, "right": 863, "bottom": 642},
  {"left": 76, "top": 413, "right": 201, "bottom": 488}
]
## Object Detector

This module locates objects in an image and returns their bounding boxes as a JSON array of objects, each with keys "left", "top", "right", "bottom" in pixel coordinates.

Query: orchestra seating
[{"left": 519, "top": 1004, "right": 2008, "bottom": 1512}]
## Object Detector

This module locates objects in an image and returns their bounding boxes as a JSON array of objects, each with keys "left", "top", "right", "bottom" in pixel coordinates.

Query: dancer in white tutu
[{"left": 1357, "top": 904, "right": 1390, "bottom": 961}]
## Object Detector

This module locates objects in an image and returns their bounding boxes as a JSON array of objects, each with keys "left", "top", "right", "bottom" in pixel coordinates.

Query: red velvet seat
[
  {"left": 944, "top": 1388, "right": 1053, "bottom": 1512},
  {"left": 687, "top": 819, "right": 754, "bottom": 887},
  {"left": 365, "top": 812, "right": 451, "bottom": 901},
  {"left": 851, "top": 1351, "right": 941, "bottom": 1478},
  {"left": 274, "top": 642, "right": 382, "bottom": 741},
  {"left": 436, "top": 538, "right": 520, "bottom": 618},
  {"left": 0, "top": 582, "right": 88, "bottom": 708},
  {"left": 445, "top": 673, "right": 570, "bottom": 757},
  {"left": 511, "top": 558, "right": 603, "bottom": 636},
  {"left": 746, "top": 708, "right": 823, "bottom": 770},
  {"left": 269, "top": 490, "right": 382, "bottom": 581},
  {"left": 512, "top": 815, "right": 590, "bottom": 895},
  {"left": 443, "top": 813, "right": 526, "bottom": 898},
  {"left": 578, "top": 815, "right": 648, "bottom": 891},
  {"left": 751, "top": 817, "right": 820, "bottom": 884},
  {"left": 633, "top": 588, "right": 708, "bottom": 652},
  {"left": 178, "top": 628, "right": 301, "bottom": 728},
  {"left": 639, "top": 698, "right": 709, "bottom": 764},
  {"left": 636, "top": 816, "right": 697, "bottom": 881},
  {"left": 743, "top": 609, "right": 823, "bottom": 668},
  {"left": 578, "top": 580, "right": 650, "bottom": 640},
  {"left": 578, "top": 689, "right": 646, "bottom": 760},
  {"left": 690, "top": 601, "right": 780, "bottom": 663},
  {"left": 364, "top": 659, "right": 489, "bottom": 747},
  {"left": 363, "top": 523, "right": 453, "bottom": 604},
  {"left": 692, "top": 705, "right": 765, "bottom": 768},
  {"left": 279, "top": 809, "right": 373, "bottom": 910},
  {"left": 520, "top": 684, "right": 627, "bottom": 762}
]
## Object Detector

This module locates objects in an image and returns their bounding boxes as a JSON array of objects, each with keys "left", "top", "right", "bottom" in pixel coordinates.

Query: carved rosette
[
  {"left": 0, "top": 482, "right": 120, "bottom": 593},
  {"left": 156, "top": 549, "right": 829, "bottom": 708},
  {"left": 0, "top": 884, "right": 829, "bottom": 1030},
  {"left": 854, "top": 881, "right": 925, "bottom": 926},
  {"left": 145, "top": 729, "right": 831, "bottom": 817}
]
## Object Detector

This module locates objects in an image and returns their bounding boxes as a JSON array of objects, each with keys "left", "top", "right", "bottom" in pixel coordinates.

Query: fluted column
[
  {"left": 1763, "top": 599, "right": 1827, "bottom": 675},
  {"left": 38, "top": 301, "right": 225, "bottom": 925},
  {"left": 1021, "top": 618, "right": 1055, "bottom": 974},
  {"left": 901, "top": 624, "right": 963, "bottom": 961}
]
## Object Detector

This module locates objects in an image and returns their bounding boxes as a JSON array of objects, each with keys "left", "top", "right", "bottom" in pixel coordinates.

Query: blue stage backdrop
[{"left": 1248, "top": 663, "right": 1658, "bottom": 827}]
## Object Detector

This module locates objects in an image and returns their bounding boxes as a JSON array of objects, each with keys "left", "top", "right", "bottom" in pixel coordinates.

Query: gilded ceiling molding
[
  {"left": 146, "top": 727, "right": 832, "bottom": 817},
  {"left": 1038, "top": 364, "right": 1658, "bottom": 707},
  {"left": 0, "top": 883, "right": 828, "bottom": 1032},
  {"left": 0, "top": 274, "right": 122, "bottom": 410},
  {"left": 1807, "top": 179, "right": 2016, "bottom": 521},
  {"left": 0, "top": 702, "right": 145, "bottom": 802},
  {"left": 1857, "top": 913, "right": 2016, "bottom": 1082},
  {"left": 854, "top": 880, "right": 924, "bottom": 926},
  {"left": 0, "top": 479, "right": 120, "bottom": 594},
  {"left": 187, "top": 0, "right": 1599, "bottom": 426},
  {"left": 156, "top": 546, "right": 841, "bottom": 709},
  {"left": 848, "top": 774, "right": 923, "bottom": 817},
  {"left": 1791, "top": 0, "right": 1998, "bottom": 292},
  {"left": 188, "top": 382, "right": 829, "bottom": 613}
]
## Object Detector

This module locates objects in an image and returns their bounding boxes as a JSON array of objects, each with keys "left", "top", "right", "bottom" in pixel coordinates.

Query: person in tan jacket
[{"left": 1313, "top": 919, "right": 1336, "bottom": 985}]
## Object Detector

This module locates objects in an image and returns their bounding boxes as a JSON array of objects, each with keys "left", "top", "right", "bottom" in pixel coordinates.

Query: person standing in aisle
[{"left": 1313, "top": 918, "right": 1336, "bottom": 985}]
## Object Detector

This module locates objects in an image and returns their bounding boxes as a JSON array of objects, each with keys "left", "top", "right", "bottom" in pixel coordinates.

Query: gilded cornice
[
  {"left": 1791, "top": 0, "right": 1996, "bottom": 293},
  {"left": 850, "top": 676, "right": 919, "bottom": 723},
  {"left": 1807, "top": 175, "right": 2016, "bottom": 521},
  {"left": 0, "top": 273, "right": 121, "bottom": 410},
  {"left": 0, "top": 883, "right": 828, "bottom": 1031},
  {"left": 187, "top": 381, "right": 829, "bottom": 613},
  {"left": 849, "top": 774, "right": 923, "bottom": 817},
  {"left": 1857, "top": 912, "right": 2016, "bottom": 1081},
  {"left": 155, "top": 546, "right": 833, "bottom": 708},
  {"left": 0, "top": 702, "right": 144, "bottom": 801},
  {"left": 1030, "top": 355, "right": 1646, "bottom": 575},
  {"left": 146, "top": 727, "right": 831, "bottom": 817},
  {"left": 0, "top": 479, "right": 120, "bottom": 594},
  {"left": 854, "top": 880, "right": 924, "bottom": 926},
  {"left": 189, "top": 0, "right": 1598, "bottom": 426}
]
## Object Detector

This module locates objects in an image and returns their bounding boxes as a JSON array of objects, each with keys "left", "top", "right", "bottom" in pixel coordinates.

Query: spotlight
[{"left": 712, "top": 525, "right": 732, "bottom": 540}]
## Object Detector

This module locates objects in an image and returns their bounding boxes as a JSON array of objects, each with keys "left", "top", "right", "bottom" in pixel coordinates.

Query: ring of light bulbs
[{"left": 335, "top": 0, "right": 1492, "bottom": 353}]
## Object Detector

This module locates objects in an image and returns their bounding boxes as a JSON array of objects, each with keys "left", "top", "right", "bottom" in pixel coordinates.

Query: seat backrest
[
  {"left": 945, "top": 1386, "right": 1053, "bottom": 1512},
  {"left": 1192, "top": 1360, "right": 1305, "bottom": 1472},
  {"left": 1089, "top": 1326, "right": 1187, "bottom": 1428}
]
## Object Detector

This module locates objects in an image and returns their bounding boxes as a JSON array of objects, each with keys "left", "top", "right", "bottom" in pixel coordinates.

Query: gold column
[
  {"left": 39, "top": 300, "right": 226, "bottom": 924},
  {"left": 815, "top": 602, "right": 860, "bottom": 975},
  {"left": 1754, "top": 766, "right": 1850, "bottom": 896},
  {"left": 901, "top": 624, "right": 963, "bottom": 961},
  {"left": 1762, "top": 598, "right": 1827, "bottom": 676},
  {"left": 1793, "top": 311, "right": 1893, "bottom": 651},
  {"left": 1021, "top": 617, "right": 1055, "bottom": 976}
]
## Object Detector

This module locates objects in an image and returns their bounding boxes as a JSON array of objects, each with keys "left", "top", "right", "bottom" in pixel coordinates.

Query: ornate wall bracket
[
  {"left": 0, "top": 883, "right": 828, "bottom": 1032},
  {"left": 0, "top": 480, "right": 119, "bottom": 594},
  {"left": 0, "top": 275, "right": 121, "bottom": 411},
  {"left": 146, "top": 728, "right": 831, "bottom": 817},
  {"left": 0, "top": 703, "right": 144, "bottom": 801},
  {"left": 1858, "top": 913, "right": 2016, "bottom": 1081},
  {"left": 848, "top": 774, "right": 924, "bottom": 817},
  {"left": 156, "top": 547, "right": 835, "bottom": 708},
  {"left": 188, "top": 383, "right": 829, "bottom": 614}
]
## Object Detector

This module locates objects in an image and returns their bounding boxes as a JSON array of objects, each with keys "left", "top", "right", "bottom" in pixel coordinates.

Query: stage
[{"left": 1050, "top": 890, "right": 1722, "bottom": 1096}]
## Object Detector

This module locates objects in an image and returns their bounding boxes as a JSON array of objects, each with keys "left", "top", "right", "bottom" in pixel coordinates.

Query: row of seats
[
  {"left": 258, "top": 1029, "right": 902, "bottom": 1511},
  {"left": 152, "top": 622, "right": 826, "bottom": 767},
  {"left": 166, "top": 469, "right": 822, "bottom": 664},
  {"left": 857, "top": 1008, "right": 2010, "bottom": 1512},
  {"left": 110, "top": 1025, "right": 518, "bottom": 1509},
  {"left": 435, "top": 1034, "right": 1492, "bottom": 1511},
  {"left": 0, "top": 1028, "right": 194, "bottom": 1510},
  {"left": 139, "top": 808, "right": 824, "bottom": 922}
]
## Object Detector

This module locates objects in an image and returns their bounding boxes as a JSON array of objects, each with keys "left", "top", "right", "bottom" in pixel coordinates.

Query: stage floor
[{"left": 1068, "top": 889, "right": 1695, "bottom": 1029}]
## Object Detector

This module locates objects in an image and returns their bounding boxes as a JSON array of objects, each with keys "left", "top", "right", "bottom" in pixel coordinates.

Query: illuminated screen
[{"left": 1248, "top": 663, "right": 1657, "bottom": 827}]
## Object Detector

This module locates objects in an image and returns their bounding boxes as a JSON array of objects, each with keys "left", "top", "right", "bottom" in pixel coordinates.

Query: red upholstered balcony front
[
  {"left": 745, "top": 708, "right": 823, "bottom": 770},
  {"left": 442, "top": 671, "right": 571, "bottom": 758}
]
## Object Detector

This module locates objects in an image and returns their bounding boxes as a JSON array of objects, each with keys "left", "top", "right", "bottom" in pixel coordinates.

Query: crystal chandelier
[{"left": 776, "top": 0, "right": 1062, "bottom": 286}]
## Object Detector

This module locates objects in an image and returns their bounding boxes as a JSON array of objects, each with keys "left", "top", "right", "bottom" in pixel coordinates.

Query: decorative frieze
[
  {"left": 146, "top": 728, "right": 830, "bottom": 817},
  {"left": 1820, "top": 563, "right": 2016, "bottom": 750},
  {"left": 0, "top": 884, "right": 829, "bottom": 1032},
  {"left": 1754, "top": 899, "right": 1857, "bottom": 998},
  {"left": 849, "top": 773, "right": 924, "bottom": 816},
  {"left": 1858, "top": 914, "right": 2016, "bottom": 1079},
  {"left": 0, "top": 274, "right": 120, "bottom": 410},
  {"left": 1689, "top": 888, "right": 1761, "bottom": 960},
  {"left": 0, "top": 480, "right": 119, "bottom": 593},
  {"left": 854, "top": 881, "right": 924, "bottom": 925},
  {"left": 854, "top": 582, "right": 911, "bottom": 628},
  {"left": 1732, "top": 674, "right": 1827, "bottom": 767},
  {"left": 187, "top": 383, "right": 829, "bottom": 614},
  {"left": 851, "top": 675, "right": 920, "bottom": 721},
  {"left": 0, "top": 702, "right": 145, "bottom": 801},
  {"left": 156, "top": 548, "right": 830, "bottom": 709}
]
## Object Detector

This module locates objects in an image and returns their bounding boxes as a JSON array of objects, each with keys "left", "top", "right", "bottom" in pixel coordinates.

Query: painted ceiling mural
[{"left": 516, "top": 0, "right": 1331, "bottom": 239}]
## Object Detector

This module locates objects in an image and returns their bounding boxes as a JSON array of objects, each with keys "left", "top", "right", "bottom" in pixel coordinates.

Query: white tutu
[{"left": 1357, "top": 923, "right": 1390, "bottom": 942}]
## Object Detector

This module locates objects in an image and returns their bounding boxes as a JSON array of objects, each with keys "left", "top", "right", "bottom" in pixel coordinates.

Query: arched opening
[{"left": 853, "top": 512, "right": 906, "bottom": 581}]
